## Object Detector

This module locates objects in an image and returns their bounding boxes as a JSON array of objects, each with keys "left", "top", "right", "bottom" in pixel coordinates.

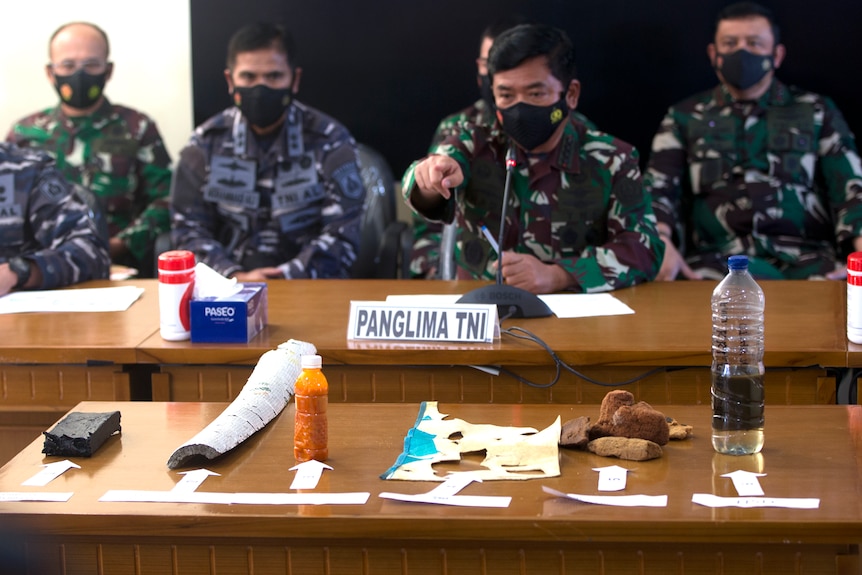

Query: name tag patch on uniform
[
  {"left": 205, "top": 155, "right": 259, "bottom": 209},
  {"left": 0, "top": 174, "right": 14, "bottom": 206}
]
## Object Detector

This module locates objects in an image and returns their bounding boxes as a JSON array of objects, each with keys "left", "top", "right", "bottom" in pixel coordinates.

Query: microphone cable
[{"left": 497, "top": 324, "right": 680, "bottom": 389}]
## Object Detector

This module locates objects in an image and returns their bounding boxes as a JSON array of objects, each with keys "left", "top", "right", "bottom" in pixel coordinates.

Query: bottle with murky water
[{"left": 711, "top": 255, "right": 765, "bottom": 455}]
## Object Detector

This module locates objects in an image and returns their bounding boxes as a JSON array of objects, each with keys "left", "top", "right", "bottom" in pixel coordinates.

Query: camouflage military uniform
[
  {"left": 171, "top": 102, "right": 366, "bottom": 279},
  {"left": 646, "top": 79, "right": 862, "bottom": 279},
  {"left": 403, "top": 117, "right": 663, "bottom": 292},
  {"left": 410, "top": 99, "right": 598, "bottom": 279},
  {"left": 0, "top": 143, "right": 110, "bottom": 288},
  {"left": 7, "top": 98, "right": 172, "bottom": 272}
]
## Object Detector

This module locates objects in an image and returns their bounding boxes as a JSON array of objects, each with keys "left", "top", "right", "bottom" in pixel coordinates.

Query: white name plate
[{"left": 347, "top": 301, "right": 499, "bottom": 343}]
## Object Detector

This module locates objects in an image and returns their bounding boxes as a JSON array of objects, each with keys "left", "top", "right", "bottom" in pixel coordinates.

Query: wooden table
[
  {"left": 137, "top": 279, "right": 846, "bottom": 406},
  {"left": 0, "top": 280, "right": 159, "bottom": 465},
  {"left": 1, "top": 401, "right": 859, "bottom": 575}
]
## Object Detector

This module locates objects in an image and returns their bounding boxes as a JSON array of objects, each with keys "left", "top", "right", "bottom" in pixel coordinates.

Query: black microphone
[{"left": 456, "top": 144, "right": 552, "bottom": 319}]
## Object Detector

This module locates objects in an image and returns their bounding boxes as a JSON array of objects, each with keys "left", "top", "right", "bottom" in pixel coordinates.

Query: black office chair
[{"left": 351, "top": 143, "right": 411, "bottom": 279}]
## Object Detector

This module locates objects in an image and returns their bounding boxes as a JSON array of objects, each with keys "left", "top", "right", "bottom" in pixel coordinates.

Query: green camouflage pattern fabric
[
  {"left": 7, "top": 98, "right": 172, "bottom": 269},
  {"left": 171, "top": 102, "right": 366, "bottom": 279},
  {"left": 402, "top": 116, "right": 663, "bottom": 292},
  {"left": 410, "top": 98, "right": 598, "bottom": 278},
  {"left": 0, "top": 143, "right": 110, "bottom": 288},
  {"left": 645, "top": 79, "right": 862, "bottom": 279}
]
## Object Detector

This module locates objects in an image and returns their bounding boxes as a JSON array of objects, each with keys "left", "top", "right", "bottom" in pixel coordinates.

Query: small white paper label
[
  {"left": 594, "top": 465, "right": 629, "bottom": 492},
  {"left": 289, "top": 460, "right": 333, "bottom": 490},
  {"left": 21, "top": 460, "right": 80, "bottom": 487},
  {"left": 721, "top": 470, "right": 765, "bottom": 496},
  {"left": 172, "top": 469, "right": 220, "bottom": 493}
]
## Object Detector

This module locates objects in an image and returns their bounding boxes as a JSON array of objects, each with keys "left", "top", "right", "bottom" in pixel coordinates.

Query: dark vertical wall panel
[{"left": 190, "top": 0, "right": 862, "bottom": 176}]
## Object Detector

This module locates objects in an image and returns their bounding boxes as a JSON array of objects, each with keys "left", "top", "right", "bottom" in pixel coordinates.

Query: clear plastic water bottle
[{"left": 711, "top": 255, "right": 765, "bottom": 455}]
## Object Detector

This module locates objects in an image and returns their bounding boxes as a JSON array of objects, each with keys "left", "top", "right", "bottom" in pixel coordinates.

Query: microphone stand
[{"left": 456, "top": 145, "right": 552, "bottom": 319}]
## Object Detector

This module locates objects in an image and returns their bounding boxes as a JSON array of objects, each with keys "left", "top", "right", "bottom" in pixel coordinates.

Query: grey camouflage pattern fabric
[
  {"left": 646, "top": 79, "right": 862, "bottom": 279},
  {"left": 171, "top": 101, "right": 366, "bottom": 279},
  {"left": 0, "top": 142, "right": 110, "bottom": 288}
]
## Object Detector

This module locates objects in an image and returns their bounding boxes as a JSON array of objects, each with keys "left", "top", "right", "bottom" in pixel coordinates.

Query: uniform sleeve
[
  {"left": 401, "top": 133, "right": 472, "bottom": 224},
  {"left": 27, "top": 171, "right": 110, "bottom": 288},
  {"left": 644, "top": 106, "right": 689, "bottom": 233},
  {"left": 117, "top": 117, "right": 173, "bottom": 261},
  {"left": 563, "top": 149, "right": 665, "bottom": 292},
  {"left": 170, "top": 141, "right": 243, "bottom": 277},
  {"left": 278, "top": 133, "right": 366, "bottom": 279},
  {"left": 816, "top": 97, "right": 862, "bottom": 252}
]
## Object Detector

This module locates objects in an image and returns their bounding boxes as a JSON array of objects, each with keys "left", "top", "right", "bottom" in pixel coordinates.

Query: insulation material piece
[
  {"left": 167, "top": 339, "right": 316, "bottom": 469},
  {"left": 382, "top": 401, "right": 560, "bottom": 481}
]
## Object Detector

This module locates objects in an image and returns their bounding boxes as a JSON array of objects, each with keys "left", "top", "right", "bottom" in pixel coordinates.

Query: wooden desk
[
  {"left": 1, "top": 401, "right": 859, "bottom": 575},
  {"left": 0, "top": 281, "right": 159, "bottom": 465},
  {"left": 138, "top": 279, "right": 845, "bottom": 406}
]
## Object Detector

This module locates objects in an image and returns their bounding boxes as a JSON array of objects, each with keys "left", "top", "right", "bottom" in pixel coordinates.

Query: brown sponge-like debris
[
  {"left": 590, "top": 389, "right": 635, "bottom": 439},
  {"left": 587, "top": 437, "right": 662, "bottom": 461},
  {"left": 559, "top": 416, "right": 591, "bottom": 448},
  {"left": 611, "top": 403, "right": 670, "bottom": 445}
]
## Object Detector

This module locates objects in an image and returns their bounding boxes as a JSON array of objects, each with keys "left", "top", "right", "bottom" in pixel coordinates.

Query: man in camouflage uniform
[
  {"left": 7, "top": 22, "right": 172, "bottom": 277},
  {"left": 0, "top": 142, "right": 110, "bottom": 296},
  {"left": 171, "top": 23, "right": 365, "bottom": 281},
  {"left": 646, "top": 2, "right": 862, "bottom": 280},
  {"left": 410, "top": 16, "right": 600, "bottom": 280},
  {"left": 403, "top": 24, "right": 662, "bottom": 294}
]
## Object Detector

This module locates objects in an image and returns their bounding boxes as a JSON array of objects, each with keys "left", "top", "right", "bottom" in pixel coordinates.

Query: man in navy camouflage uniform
[
  {"left": 403, "top": 24, "right": 662, "bottom": 294},
  {"left": 171, "top": 22, "right": 366, "bottom": 281},
  {"left": 646, "top": 2, "right": 862, "bottom": 280},
  {"left": 0, "top": 142, "right": 110, "bottom": 296},
  {"left": 7, "top": 22, "right": 172, "bottom": 276}
]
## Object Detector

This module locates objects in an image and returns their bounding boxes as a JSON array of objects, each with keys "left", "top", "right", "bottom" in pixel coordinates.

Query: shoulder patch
[
  {"left": 38, "top": 176, "right": 67, "bottom": 201},
  {"left": 332, "top": 162, "right": 365, "bottom": 200}
]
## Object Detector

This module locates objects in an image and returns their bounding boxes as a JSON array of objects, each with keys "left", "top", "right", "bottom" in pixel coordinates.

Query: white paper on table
[
  {"left": 99, "top": 490, "right": 370, "bottom": 505},
  {"left": 385, "top": 292, "right": 635, "bottom": 319},
  {"left": 379, "top": 491, "right": 511, "bottom": 508},
  {"left": 0, "top": 492, "right": 74, "bottom": 502},
  {"left": 692, "top": 493, "right": 820, "bottom": 509},
  {"left": 537, "top": 293, "right": 635, "bottom": 318},
  {"left": 543, "top": 486, "right": 667, "bottom": 507},
  {"left": 0, "top": 285, "right": 144, "bottom": 314}
]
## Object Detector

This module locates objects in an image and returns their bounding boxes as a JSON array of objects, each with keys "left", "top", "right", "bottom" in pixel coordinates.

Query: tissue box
[{"left": 190, "top": 282, "right": 268, "bottom": 343}]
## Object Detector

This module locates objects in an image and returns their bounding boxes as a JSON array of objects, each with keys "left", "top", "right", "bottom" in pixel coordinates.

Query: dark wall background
[{"left": 190, "top": 0, "right": 862, "bottom": 177}]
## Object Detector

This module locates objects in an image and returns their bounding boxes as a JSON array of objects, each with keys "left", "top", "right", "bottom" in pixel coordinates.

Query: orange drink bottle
[{"left": 294, "top": 354, "right": 328, "bottom": 462}]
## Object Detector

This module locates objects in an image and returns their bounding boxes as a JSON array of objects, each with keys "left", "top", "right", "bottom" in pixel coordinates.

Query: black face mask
[
  {"left": 478, "top": 74, "right": 495, "bottom": 111},
  {"left": 498, "top": 97, "right": 569, "bottom": 151},
  {"left": 716, "top": 49, "right": 774, "bottom": 91},
  {"left": 53, "top": 69, "right": 108, "bottom": 110},
  {"left": 233, "top": 84, "right": 293, "bottom": 128}
]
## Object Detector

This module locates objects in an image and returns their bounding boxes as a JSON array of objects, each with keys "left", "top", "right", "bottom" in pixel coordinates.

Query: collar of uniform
[
  {"left": 550, "top": 117, "right": 582, "bottom": 174},
  {"left": 713, "top": 78, "right": 786, "bottom": 109},
  {"left": 52, "top": 96, "right": 113, "bottom": 129}
]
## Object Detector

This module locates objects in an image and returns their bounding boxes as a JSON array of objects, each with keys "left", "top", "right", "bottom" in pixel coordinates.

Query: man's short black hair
[
  {"left": 226, "top": 22, "right": 296, "bottom": 70},
  {"left": 487, "top": 24, "right": 577, "bottom": 87},
  {"left": 715, "top": 2, "right": 781, "bottom": 46}
]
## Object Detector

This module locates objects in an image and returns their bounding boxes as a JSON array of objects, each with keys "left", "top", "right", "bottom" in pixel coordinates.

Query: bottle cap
[
  {"left": 848, "top": 252, "right": 862, "bottom": 272},
  {"left": 727, "top": 255, "right": 749, "bottom": 270},
  {"left": 301, "top": 354, "right": 322, "bottom": 369},
  {"left": 158, "top": 250, "right": 195, "bottom": 271}
]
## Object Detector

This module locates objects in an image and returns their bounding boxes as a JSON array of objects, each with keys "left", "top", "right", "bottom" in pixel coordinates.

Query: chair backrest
[{"left": 351, "top": 143, "right": 402, "bottom": 278}]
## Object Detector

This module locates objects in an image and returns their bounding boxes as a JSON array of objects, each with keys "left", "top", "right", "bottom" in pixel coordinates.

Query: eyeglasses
[{"left": 49, "top": 59, "right": 110, "bottom": 76}]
